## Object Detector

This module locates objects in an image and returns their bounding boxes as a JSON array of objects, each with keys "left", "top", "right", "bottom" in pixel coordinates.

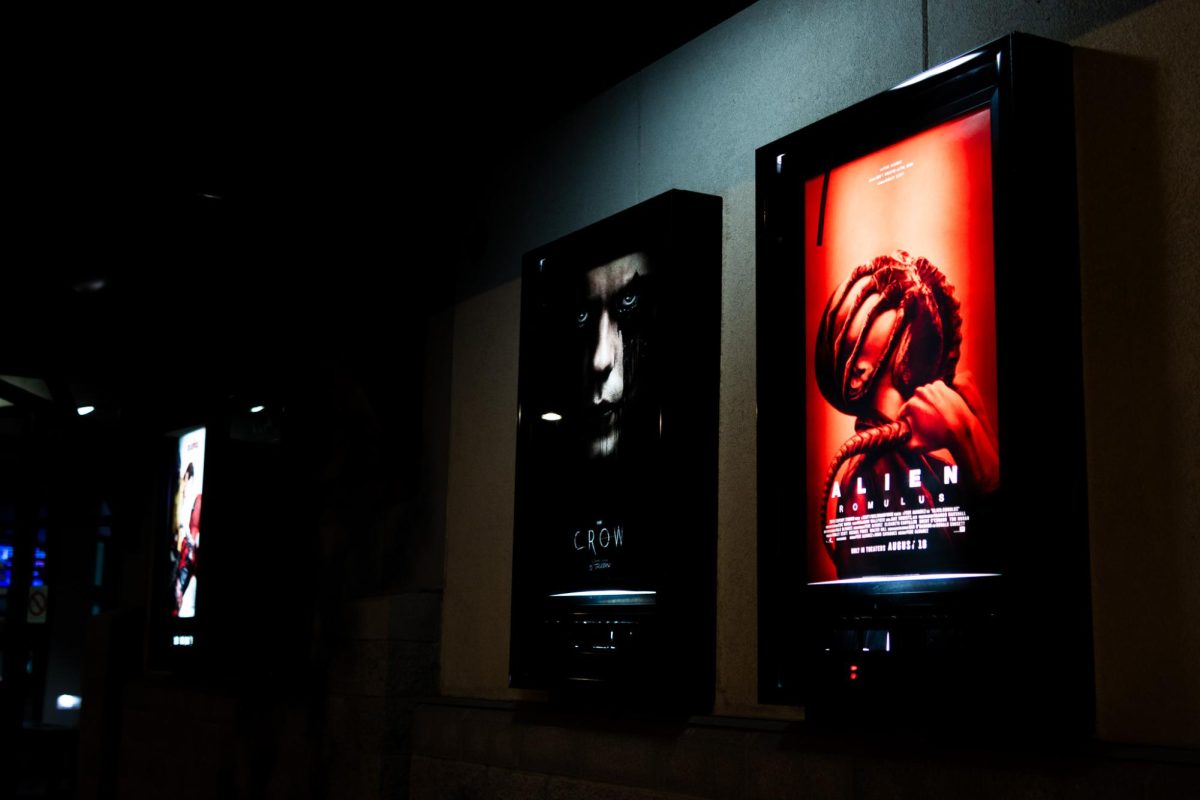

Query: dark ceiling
[{"left": 5, "top": 2, "right": 756, "bottom": 411}]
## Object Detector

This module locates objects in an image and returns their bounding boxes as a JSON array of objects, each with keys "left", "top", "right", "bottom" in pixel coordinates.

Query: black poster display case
[
  {"left": 145, "top": 400, "right": 299, "bottom": 677},
  {"left": 510, "top": 189, "right": 721, "bottom": 711},
  {"left": 756, "top": 34, "right": 1092, "bottom": 729}
]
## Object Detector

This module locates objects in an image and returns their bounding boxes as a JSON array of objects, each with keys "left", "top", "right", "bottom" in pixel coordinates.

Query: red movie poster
[
  {"left": 170, "top": 427, "right": 206, "bottom": 618},
  {"left": 805, "top": 108, "right": 1000, "bottom": 584}
]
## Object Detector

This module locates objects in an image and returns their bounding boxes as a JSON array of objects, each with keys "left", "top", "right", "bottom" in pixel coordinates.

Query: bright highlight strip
[
  {"left": 76, "top": 405, "right": 95, "bottom": 416},
  {"left": 250, "top": 405, "right": 265, "bottom": 413},
  {"left": 541, "top": 412, "right": 562, "bottom": 421},
  {"left": 549, "top": 590, "right": 656, "bottom": 598},
  {"left": 892, "top": 52, "right": 986, "bottom": 90},
  {"left": 808, "top": 572, "right": 1000, "bottom": 586}
]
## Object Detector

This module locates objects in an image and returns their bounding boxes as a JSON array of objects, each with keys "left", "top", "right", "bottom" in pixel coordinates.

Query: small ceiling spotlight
[
  {"left": 541, "top": 412, "right": 562, "bottom": 421},
  {"left": 56, "top": 694, "right": 82, "bottom": 710},
  {"left": 71, "top": 277, "right": 108, "bottom": 293},
  {"left": 250, "top": 405, "right": 265, "bottom": 413},
  {"left": 76, "top": 405, "right": 96, "bottom": 416}
]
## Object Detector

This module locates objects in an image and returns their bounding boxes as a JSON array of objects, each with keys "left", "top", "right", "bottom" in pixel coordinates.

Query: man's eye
[
  {"left": 619, "top": 292, "right": 639, "bottom": 311},
  {"left": 576, "top": 310, "right": 589, "bottom": 326}
]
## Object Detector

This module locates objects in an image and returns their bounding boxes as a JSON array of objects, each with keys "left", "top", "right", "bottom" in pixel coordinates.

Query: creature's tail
[{"left": 820, "top": 421, "right": 912, "bottom": 558}]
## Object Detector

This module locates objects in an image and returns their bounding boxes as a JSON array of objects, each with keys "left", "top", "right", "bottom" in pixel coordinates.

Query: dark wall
[{"left": 439, "top": 0, "right": 1200, "bottom": 749}]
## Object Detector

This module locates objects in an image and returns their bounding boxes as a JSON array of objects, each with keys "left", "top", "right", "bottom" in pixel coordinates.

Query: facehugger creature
[{"left": 815, "top": 250, "right": 999, "bottom": 568}]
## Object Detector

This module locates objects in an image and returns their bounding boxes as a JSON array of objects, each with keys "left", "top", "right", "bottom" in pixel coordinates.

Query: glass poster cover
[
  {"left": 805, "top": 109, "right": 1000, "bottom": 585},
  {"left": 526, "top": 247, "right": 657, "bottom": 593},
  {"left": 169, "top": 427, "right": 206, "bottom": 619},
  {"left": 511, "top": 190, "right": 720, "bottom": 709}
]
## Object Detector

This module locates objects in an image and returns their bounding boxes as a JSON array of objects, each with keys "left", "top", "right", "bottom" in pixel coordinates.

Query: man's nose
[{"left": 593, "top": 314, "right": 616, "bottom": 373}]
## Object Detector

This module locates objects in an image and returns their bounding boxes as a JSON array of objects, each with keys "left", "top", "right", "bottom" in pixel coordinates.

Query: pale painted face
[{"left": 577, "top": 253, "right": 649, "bottom": 459}]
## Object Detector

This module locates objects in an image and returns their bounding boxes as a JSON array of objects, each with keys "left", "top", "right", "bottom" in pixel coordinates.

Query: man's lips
[{"left": 590, "top": 400, "right": 621, "bottom": 426}]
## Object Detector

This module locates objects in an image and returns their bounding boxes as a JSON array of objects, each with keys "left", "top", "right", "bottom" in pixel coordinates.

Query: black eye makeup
[{"left": 614, "top": 273, "right": 646, "bottom": 317}]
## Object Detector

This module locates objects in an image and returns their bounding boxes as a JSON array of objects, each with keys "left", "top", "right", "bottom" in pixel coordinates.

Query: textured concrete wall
[
  {"left": 110, "top": 592, "right": 442, "bottom": 800},
  {"left": 441, "top": 0, "right": 1200, "bottom": 747},
  {"left": 410, "top": 701, "right": 1199, "bottom": 800},
  {"left": 441, "top": 280, "right": 538, "bottom": 702},
  {"left": 321, "top": 593, "right": 442, "bottom": 799},
  {"left": 1073, "top": 1, "right": 1200, "bottom": 748}
]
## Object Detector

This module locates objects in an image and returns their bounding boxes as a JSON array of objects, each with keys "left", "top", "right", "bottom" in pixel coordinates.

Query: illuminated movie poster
[
  {"left": 522, "top": 250, "right": 660, "bottom": 597},
  {"left": 512, "top": 191, "right": 719, "bottom": 697},
  {"left": 169, "top": 427, "right": 205, "bottom": 617},
  {"left": 805, "top": 108, "right": 1001, "bottom": 584}
]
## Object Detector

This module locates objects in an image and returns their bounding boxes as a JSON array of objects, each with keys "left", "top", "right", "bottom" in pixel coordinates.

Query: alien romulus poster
[{"left": 804, "top": 108, "right": 1001, "bottom": 585}]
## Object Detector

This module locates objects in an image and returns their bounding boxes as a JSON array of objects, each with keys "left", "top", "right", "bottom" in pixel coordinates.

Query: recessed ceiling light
[
  {"left": 541, "top": 412, "right": 562, "bottom": 421},
  {"left": 250, "top": 405, "right": 265, "bottom": 413},
  {"left": 76, "top": 405, "right": 95, "bottom": 416},
  {"left": 72, "top": 278, "right": 108, "bottom": 293},
  {"left": 56, "top": 694, "right": 82, "bottom": 711}
]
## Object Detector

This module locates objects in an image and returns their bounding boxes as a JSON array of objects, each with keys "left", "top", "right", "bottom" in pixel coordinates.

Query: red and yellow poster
[
  {"left": 170, "top": 427, "right": 205, "bottom": 617},
  {"left": 804, "top": 108, "right": 1000, "bottom": 583}
]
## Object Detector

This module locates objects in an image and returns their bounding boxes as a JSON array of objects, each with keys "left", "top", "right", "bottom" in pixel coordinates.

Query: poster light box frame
[
  {"left": 510, "top": 189, "right": 721, "bottom": 712},
  {"left": 756, "top": 33, "right": 1092, "bottom": 731}
]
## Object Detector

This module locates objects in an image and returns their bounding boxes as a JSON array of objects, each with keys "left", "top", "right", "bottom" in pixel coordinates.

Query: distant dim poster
[
  {"left": 510, "top": 190, "right": 720, "bottom": 708},
  {"left": 805, "top": 109, "right": 1000, "bottom": 583},
  {"left": 169, "top": 427, "right": 206, "bottom": 619}
]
